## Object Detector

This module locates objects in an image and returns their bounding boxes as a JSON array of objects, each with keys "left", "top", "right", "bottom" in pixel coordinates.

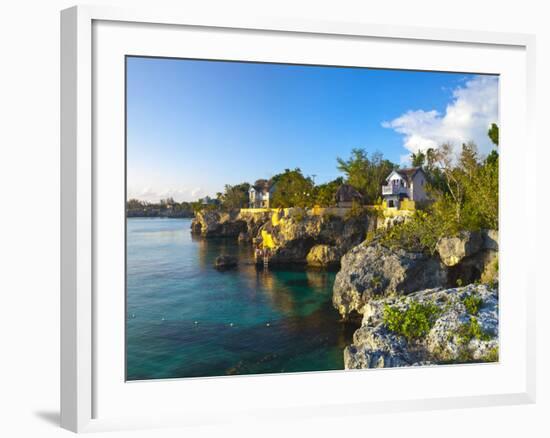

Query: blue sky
[{"left": 126, "top": 57, "right": 498, "bottom": 202}]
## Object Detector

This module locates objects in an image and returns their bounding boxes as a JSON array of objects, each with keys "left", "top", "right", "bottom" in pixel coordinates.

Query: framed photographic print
[{"left": 61, "top": 5, "right": 536, "bottom": 433}]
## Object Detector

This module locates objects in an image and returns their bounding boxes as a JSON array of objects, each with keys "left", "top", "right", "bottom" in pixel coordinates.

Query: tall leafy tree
[
  {"left": 219, "top": 183, "right": 250, "bottom": 210},
  {"left": 314, "top": 177, "right": 344, "bottom": 207},
  {"left": 336, "top": 149, "right": 396, "bottom": 204},
  {"left": 410, "top": 150, "right": 426, "bottom": 167},
  {"left": 271, "top": 168, "right": 315, "bottom": 208}
]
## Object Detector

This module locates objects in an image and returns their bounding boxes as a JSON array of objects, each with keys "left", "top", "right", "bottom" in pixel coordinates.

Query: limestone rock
[
  {"left": 482, "top": 229, "right": 499, "bottom": 251},
  {"left": 344, "top": 284, "right": 499, "bottom": 369},
  {"left": 436, "top": 231, "right": 483, "bottom": 267},
  {"left": 191, "top": 210, "right": 246, "bottom": 237},
  {"left": 306, "top": 244, "right": 341, "bottom": 267},
  {"left": 259, "top": 213, "right": 368, "bottom": 266},
  {"left": 214, "top": 255, "right": 238, "bottom": 270},
  {"left": 332, "top": 242, "right": 447, "bottom": 317}
]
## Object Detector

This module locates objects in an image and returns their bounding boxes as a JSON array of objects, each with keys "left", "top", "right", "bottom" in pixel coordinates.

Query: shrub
[
  {"left": 378, "top": 210, "right": 449, "bottom": 254},
  {"left": 456, "top": 316, "right": 491, "bottom": 345},
  {"left": 383, "top": 301, "right": 441, "bottom": 342},
  {"left": 481, "top": 346, "right": 499, "bottom": 362},
  {"left": 344, "top": 200, "right": 367, "bottom": 220},
  {"left": 462, "top": 294, "right": 483, "bottom": 316}
]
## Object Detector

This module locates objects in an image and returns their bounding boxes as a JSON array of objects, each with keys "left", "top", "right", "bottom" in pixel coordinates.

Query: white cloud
[{"left": 383, "top": 75, "right": 499, "bottom": 159}]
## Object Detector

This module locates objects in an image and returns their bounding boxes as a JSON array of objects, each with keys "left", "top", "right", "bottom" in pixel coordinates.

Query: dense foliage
[
  {"left": 271, "top": 168, "right": 315, "bottom": 208},
  {"left": 314, "top": 177, "right": 344, "bottom": 207},
  {"left": 383, "top": 301, "right": 441, "bottom": 342},
  {"left": 216, "top": 183, "right": 250, "bottom": 210},
  {"left": 378, "top": 126, "right": 499, "bottom": 253},
  {"left": 336, "top": 149, "right": 397, "bottom": 204}
]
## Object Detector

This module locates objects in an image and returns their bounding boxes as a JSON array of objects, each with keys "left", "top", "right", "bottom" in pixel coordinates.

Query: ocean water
[{"left": 126, "top": 217, "right": 355, "bottom": 380}]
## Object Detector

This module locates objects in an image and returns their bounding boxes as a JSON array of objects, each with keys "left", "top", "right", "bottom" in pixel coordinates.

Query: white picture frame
[{"left": 61, "top": 4, "right": 537, "bottom": 433}]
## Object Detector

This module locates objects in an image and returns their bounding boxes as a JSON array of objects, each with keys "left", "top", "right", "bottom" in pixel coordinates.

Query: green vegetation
[
  {"left": 126, "top": 198, "right": 194, "bottom": 217},
  {"left": 337, "top": 149, "right": 397, "bottom": 204},
  {"left": 217, "top": 183, "right": 250, "bottom": 210},
  {"left": 383, "top": 301, "right": 441, "bottom": 342},
  {"left": 344, "top": 200, "right": 368, "bottom": 220},
  {"left": 488, "top": 123, "right": 499, "bottom": 146},
  {"left": 462, "top": 294, "right": 483, "bottom": 315},
  {"left": 271, "top": 168, "right": 315, "bottom": 208},
  {"left": 378, "top": 127, "right": 499, "bottom": 253},
  {"left": 314, "top": 177, "right": 344, "bottom": 207},
  {"left": 481, "top": 346, "right": 499, "bottom": 362},
  {"left": 456, "top": 316, "right": 491, "bottom": 346}
]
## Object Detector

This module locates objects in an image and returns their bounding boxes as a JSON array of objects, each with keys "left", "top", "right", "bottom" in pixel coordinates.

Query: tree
[
  {"left": 271, "top": 168, "right": 315, "bottom": 208},
  {"left": 488, "top": 123, "right": 499, "bottom": 146},
  {"left": 314, "top": 177, "right": 343, "bottom": 207},
  {"left": 410, "top": 150, "right": 426, "bottom": 167},
  {"left": 219, "top": 183, "right": 250, "bottom": 210},
  {"left": 336, "top": 149, "right": 396, "bottom": 204}
]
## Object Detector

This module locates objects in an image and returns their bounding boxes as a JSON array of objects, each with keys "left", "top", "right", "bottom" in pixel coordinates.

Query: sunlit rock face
[
  {"left": 344, "top": 284, "right": 499, "bottom": 369},
  {"left": 190, "top": 210, "right": 246, "bottom": 237},
  {"left": 332, "top": 242, "right": 447, "bottom": 318}
]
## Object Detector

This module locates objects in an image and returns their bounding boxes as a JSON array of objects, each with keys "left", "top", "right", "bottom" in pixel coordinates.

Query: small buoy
[
  {"left": 131, "top": 314, "right": 135, "bottom": 318},
  {"left": 266, "top": 323, "right": 270, "bottom": 327},
  {"left": 229, "top": 323, "right": 234, "bottom": 327}
]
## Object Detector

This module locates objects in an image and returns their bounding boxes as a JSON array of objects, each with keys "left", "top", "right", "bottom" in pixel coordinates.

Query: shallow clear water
[{"left": 126, "top": 217, "right": 354, "bottom": 380}]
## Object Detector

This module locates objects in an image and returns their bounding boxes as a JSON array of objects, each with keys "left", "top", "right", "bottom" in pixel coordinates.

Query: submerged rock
[
  {"left": 214, "top": 255, "right": 238, "bottom": 270},
  {"left": 332, "top": 242, "right": 447, "bottom": 318},
  {"left": 344, "top": 284, "right": 499, "bottom": 369}
]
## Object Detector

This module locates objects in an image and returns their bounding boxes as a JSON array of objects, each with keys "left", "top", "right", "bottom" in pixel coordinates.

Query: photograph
[{"left": 125, "top": 56, "right": 499, "bottom": 381}]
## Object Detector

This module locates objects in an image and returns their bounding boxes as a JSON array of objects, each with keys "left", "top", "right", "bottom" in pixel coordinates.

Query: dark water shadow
[{"left": 34, "top": 410, "right": 59, "bottom": 427}]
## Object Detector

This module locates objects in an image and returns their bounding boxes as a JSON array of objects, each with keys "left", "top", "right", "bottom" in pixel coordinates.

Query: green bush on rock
[{"left": 383, "top": 301, "right": 441, "bottom": 342}]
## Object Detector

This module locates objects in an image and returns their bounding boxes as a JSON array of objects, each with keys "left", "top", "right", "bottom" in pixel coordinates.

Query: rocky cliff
[
  {"left": 191, "top": 208, "right": 372, "bottom": 268},
  {"left": 344, "top": 284, "right": 499, "bottom": 368},
  {"left": 257, "top": 212, "right": 370, "bottom": 266},
  {"left": 190, "top": 210, "right": 247, "bottom": 237},
  {"left": 332, "top": 242, "right": 448, "bottom": 317},
  {"left": 333, "top": 230, "right": 498, "bottom": 319}
]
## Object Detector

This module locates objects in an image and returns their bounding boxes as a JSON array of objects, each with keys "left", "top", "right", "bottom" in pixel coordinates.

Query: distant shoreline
[{"left": 126, "top": 211, "right": 194, "bottom": 219}]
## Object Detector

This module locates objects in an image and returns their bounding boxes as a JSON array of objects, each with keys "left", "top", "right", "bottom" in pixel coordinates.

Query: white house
[
  {"left": 381, "top": 167, "right": 428, "bottom": 209},
  {"left": 249, "top": 179, "right": 275, "bottom": 208}
]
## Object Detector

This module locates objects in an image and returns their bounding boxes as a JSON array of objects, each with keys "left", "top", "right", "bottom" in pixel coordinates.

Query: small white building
[
  {"left": 381, "top": 167, "right": 428, "bottom": 209},
  {"left": 249, "top": 179, "right": 275, "bottom": 208}
]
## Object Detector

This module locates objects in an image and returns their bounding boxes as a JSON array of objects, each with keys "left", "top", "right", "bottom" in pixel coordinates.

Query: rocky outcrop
[
  {"left": 482, "top": 229, "right": 498, "bottom": 251},
  {"left": 190, "top": 210, "right": 246, "bottom": 237},
  {"left": 306, "top": 244, "right": 341, "bottom": 267},
  {"left": 214, "top": 255, "right": 238, "bottom": 270},
  {"left": 442, "top": 230, "right": 498, "bottom": 287},
  {"left": 436, "top": 231, "right": 483, "bottom": 267},
  {"left": 258, "top": 213, "right": 368, "bottom": 267},
  {"left": 332, "top": 242, "right": 447, "bottom": 317},
  {"left": 238, "top": 210, "right": 272, "bottom": 243},
  {"left": 344, "top": 284, "right": 499, "bottom": 369}
]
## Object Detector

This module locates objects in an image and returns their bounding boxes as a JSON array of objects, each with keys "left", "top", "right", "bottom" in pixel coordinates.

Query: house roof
[
  {"left": 251, "top": 179, "right": 273, "bottom": 193},
  {"left": 387, "top": 167, "right": 424, "bottom": 184},
  {"left": 335, "top": 184, "right": 363, "bottom": 202}
]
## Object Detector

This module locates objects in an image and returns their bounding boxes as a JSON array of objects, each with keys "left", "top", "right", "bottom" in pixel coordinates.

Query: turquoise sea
[{"left": 126, "top": 217, "right": 355, "bottom": 380}]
